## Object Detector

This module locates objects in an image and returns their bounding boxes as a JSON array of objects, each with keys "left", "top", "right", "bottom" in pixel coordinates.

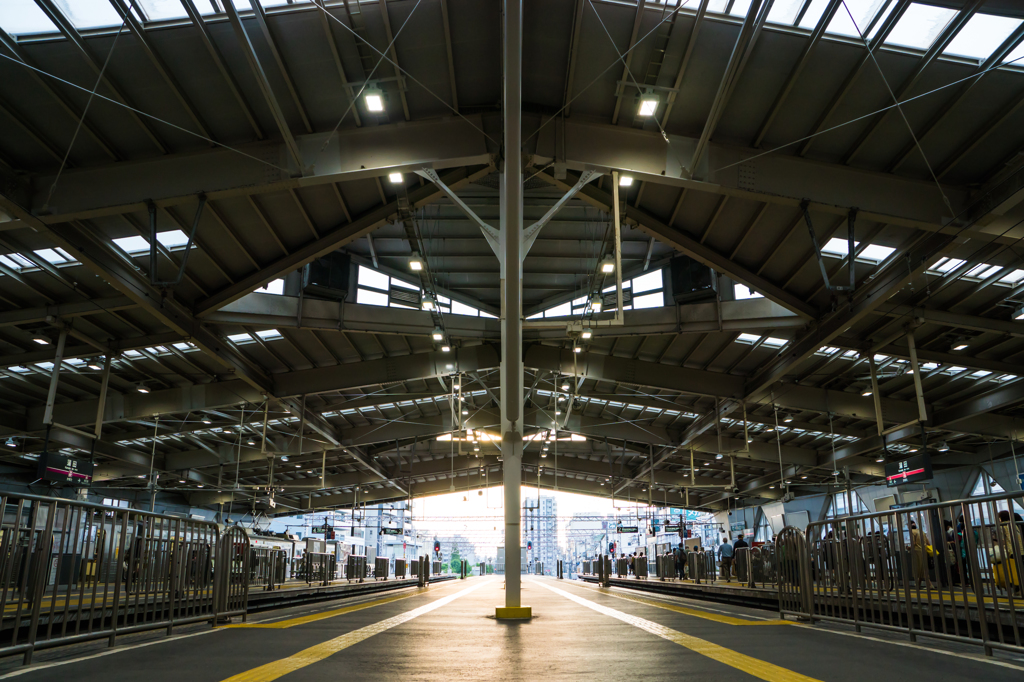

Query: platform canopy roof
[{"left": 1, "top": 0, "right": 1024, "bottom": 515}]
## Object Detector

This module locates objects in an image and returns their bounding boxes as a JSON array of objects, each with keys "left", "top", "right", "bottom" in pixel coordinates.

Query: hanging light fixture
[
  {"left": 581, "top": 328, "right": 593, "bottom": 339},
  {"left": 409, "top": 252, "right": 425, "bottom": 272},
  {"left": 388, "top": 172, "right": 403, "bottom": 184},
  {"left": 599, "top": 255, "right": 615, "bottom": 274},
  {"left": 421, "top": 293, "right": 435, "bottom": 311},
  {"left": 363, "top": 85, "right": 385, "bottom": 112},
  {"left": 432, "top": 327, "right": 444, "bottom": 341},
  {"left": 136, "top": 383, "right": 149, "bottom": 394},
  {"left": 590, "top": 296, "right": 603, "bottom": 313},
  {"left": 618, "top": 175, "right": 634, "bottom": 187}
]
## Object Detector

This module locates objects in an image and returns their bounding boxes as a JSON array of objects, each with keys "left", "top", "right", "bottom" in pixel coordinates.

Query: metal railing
[
  {"left": 249, "top": 548, "right": 287, "bottom": 591},
  {"left": 779, "top": 490, "right": 1024, "bottom": 656},
  {"left": 0, "top": 492, "right": 249, "bottom": 665}
]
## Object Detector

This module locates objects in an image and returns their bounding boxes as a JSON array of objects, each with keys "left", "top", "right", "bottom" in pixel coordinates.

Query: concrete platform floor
[{"left": 2, "top": 576, "right": 1022, "bottom": 681}]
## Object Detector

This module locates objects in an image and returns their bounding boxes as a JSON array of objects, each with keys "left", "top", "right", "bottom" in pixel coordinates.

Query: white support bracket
[
  {"left": 521, "top": 169, "right": 602, "bottom": 257},
  {"left": 415, "top": 168, "right": 501, "bottom": 257}
]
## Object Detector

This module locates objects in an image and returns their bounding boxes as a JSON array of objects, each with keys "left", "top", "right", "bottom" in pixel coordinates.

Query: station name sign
[
  {"left": 380, "top": 528, "right": 403, "bottom": 535},
  {"left": 885, "top": 452, "right": 933, "bottom": 488},
  {"left": 37, "top": 452, "right": 93, "bottom": 485},
  {"left": 616, "top": 526, "right": 639, "bottom": 533}
]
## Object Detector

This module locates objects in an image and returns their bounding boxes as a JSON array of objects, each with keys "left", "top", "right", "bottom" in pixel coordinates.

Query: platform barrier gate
[
  {"left": 778, "top": 489, "right": 1024, "bottom": 657},
  {"left": 0, "top": 492, "right": 249, "bottom": 665}
]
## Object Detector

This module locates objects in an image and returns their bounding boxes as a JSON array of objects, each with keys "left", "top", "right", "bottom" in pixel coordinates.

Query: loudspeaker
[{"left": 669, "top": 255, "right": 716, "bottom": 303}]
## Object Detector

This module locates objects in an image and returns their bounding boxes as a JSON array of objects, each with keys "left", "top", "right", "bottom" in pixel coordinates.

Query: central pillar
[{"left": 496, "top": 0, "right": 530, "bottom": 621}]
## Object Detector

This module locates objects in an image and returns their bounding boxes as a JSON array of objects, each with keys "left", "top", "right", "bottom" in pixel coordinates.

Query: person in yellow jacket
[{"left": 995, "top": 510, "right": 1022, "bottom": 594}]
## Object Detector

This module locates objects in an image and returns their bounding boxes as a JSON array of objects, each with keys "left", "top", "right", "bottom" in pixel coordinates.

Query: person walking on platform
[
  {"left": 718, "top": 536, "right": 734, "bottom": 581},
  {"left": 674, "top": 545, "right": 685, "bottom": 580}
]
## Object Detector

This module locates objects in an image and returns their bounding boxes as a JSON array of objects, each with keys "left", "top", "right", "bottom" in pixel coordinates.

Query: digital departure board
[
  {"left": 37, "top": 452, "right": 93, "bottom": 485},
  {"left": 884, "top": 453, "right": 932, "bottom": 488}
]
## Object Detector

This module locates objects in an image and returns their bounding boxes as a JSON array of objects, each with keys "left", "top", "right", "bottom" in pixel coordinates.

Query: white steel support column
[{"left": 497, "top": 0, "right": 530, "bottom": 620}]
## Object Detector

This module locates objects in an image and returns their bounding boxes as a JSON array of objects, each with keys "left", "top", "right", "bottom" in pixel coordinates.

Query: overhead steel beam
[
  {"left": 33, "top": 0, "right": 166, "bottom": 153},
  {"left": 376, "top": 0, "right": 411, "bottom": 120},
  {"left": 690, "top": 0, "right": 772, "bottom": 175},
  {"left": 609, "top": 0, "right": 648, "bottom": 125},
  {"left": 0, "top": 29, "right": 119, "bottom": 160},
  {"left": 933, "top": 381, "right": 1024, "bottom": 430},
  {"left": 312, "top": 0, "right": 362, "bottom": 128},
  {"left": 181, "top": 0, "right": 264, "bottom": 139},
  {"left": 533, "top": 170, "right": 816, "bottom": 318},
  {"left": 0, "top": 296, "right": 135, "bottom": 327},
  {"left": 439, "top": 0, "right": 459, "bottom": 111},
  {"left": 415, "top": 168, "right": 500, "bottom": 256},
  {"left": 562, "top": 0, "right": 586, "bottom": 118},
  {"left": 108, "top": 0, "right": 214, "bottom": 141},
  {"left": 659, "top": 0, "right": 709, "bottom": 128},
  {"left": 224, "top": 0, "right": 304, "bottom": 169},
  {"left": 751, "top": 0, "right": 842, "bottom": 148},
  {"left": 521, "top": 169, "right": 601, "bottom": 256},
  {"left": 193, "top": 165, "right": 493, "bottom": 316},
  {"left": 878, "top": 304, "right": 1024, "bottom": 339},
  {"left": 842, "top": 0, "right": 984, "bottom": 165}
]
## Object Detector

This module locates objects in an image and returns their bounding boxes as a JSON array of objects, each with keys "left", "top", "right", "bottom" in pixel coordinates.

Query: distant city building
[{"left": 522, "top": 494, "right": 557, "bottom": 574}]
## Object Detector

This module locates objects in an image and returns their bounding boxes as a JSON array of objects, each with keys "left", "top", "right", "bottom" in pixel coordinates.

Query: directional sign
[
  {"left": 663, "top": 525, "right": 680, "bottom": 532},
  {"left": 616, "top": 526, "right": 639, "bottom": 533},
  {"left": 380, "top": 527, "right": 403, "bottom": 535}
]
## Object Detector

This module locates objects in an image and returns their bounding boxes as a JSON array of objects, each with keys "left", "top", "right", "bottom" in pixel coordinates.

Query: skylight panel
[
  {"left": 736, "top": 333, "right": 761, "bottom": 344},
  {"left": 797, "top": 0, "right": 829, "bottom": 29},
  {"left": 821, "top": 237, "right": 853, "bottom": 256},
  {"left": 0, "top": 0, "right": 59, "bottom": 35},
  {"left": 965, "top": 263, "right": 1001, "bottom": 280},
  {"left": 53, "top": 0, "right": 124, "bottom": 30},
  {"left": 255, "top": 329, "right": 281, "bottom": 340},
  {"left": 998, "top": 269, "right": 1024, "bottom": 285},
  {"left": 767, "top": 0, "right": 805, "bottom": 26},
  {"left": 227, "top": 333, "right": 249, "bottom": 343},
  {"left": 944, "top": 14, "right": 1022, "bottom": 60},
  {"left": 858, "top": 244, "right": 895, "bottom": 261},
  {"left": 33, "top": 249, "right": 68, "bottom": 264},
  {"left": 729, "top": 0, "right": 754, "bottom": 17},
  {"left": 929, "top": 257, "right": 965, "bottom": 274},
  {"left": 885, "top": 3, "right": 958, "bottom": 50},
  {"left": 134, "top": 0, "right": 189, "bottom": 21},
  {"left": 1004, "top": 39, "right": 1024, "bottom": 66},
  {"left": 762, "top": 337, "right": 788, "bottom": 347},
  {"left": 826, "top": 0, "right": 889, "bottom": 38}
]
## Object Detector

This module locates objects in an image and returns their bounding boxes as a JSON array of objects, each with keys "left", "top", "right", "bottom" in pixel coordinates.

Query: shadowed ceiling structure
[{"left": 1, "top": 0, "right": 1023, "bottom": 516}]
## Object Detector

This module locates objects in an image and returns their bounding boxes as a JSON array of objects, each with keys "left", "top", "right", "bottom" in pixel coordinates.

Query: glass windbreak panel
[
  {"left": 944, "top": 14, "right": 1022, "bottom": 60},
  {"left": 632, "top": 292, "right": 662, "bottom": 309},
  {"left": 0, "top": 0, "right": 59, "bottom": 35},
  {"left": 826, "top": 0, "right": 888, "bottom": 38},
  {"left": 734, "top": 283, "right": 763, "bottom": 299},
  {"left": 134, "top": 0, "right": 189, "bottom": 21},
  {"left": 356, "top": 288, "right": 388, "bottom": 307},
  {"left": 884, "top": 3, "right": 958, "bottom": 50},
  {"left": 705, "top": 0, "right": 729, "bottom": 14},
  {"left": 544, "top": 302, "right": 572, "bottom": 318},
  {"left": 451, "top": 300, "right": 478, "bottom": 317},
  {"left": 53, "top": 0, "right": 124, "bottom": 30},
  {"left": 767, "top": 0, "right": 805, "bottom": 26},
  {"left": 797, "top": 0, "right": 830, "bottom": 29}
]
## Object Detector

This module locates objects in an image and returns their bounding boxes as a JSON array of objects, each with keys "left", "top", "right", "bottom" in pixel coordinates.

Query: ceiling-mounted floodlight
[
  {"left": 136, "top": 383, "right": 150, "bottom": 394},
  {"left": 573, "top": 346, "right": 582, "bottom": 353},
  {"left": 409, "top": 252, "right": 425, "bottom": 272},
  {"left": 590, "top": 296, "right": 603, "bottom": 313},
  {"left": 637, "top": 89, "right": 659, "bottom": 117},
  {"left": 783, "top": 414, "right": 793, "bottom": 423},
  {"left": 560, "top": 383, "right": 570, "bottom": 391},
  {"left": 388, "top": 172, "right": 403, "bottom": 184},
  {"left": 421, "top": 293, "right": 435, "bottom": 311},
  {"left": 581, "top": 328, "right": 593, "bottom": 339},
  {"left": 618, "top": 175, "right": 634, "bottom": 187},
  {"left": 1014, "top": 303, "right": 1024, "bottom": 320},
  {"left": 32, "top": 337, "right": 49, "bottom": 345},
  {"left": 363, "top": 85, "right": 385, "bottom": 112},
  {"left": 441, "top": 344, "right": 451, "bottom": 352},
  {"left": 599, "top": 255, "right": 615, "bottom": 274},
  {"left": 432, "top": 327, "right": 444, "bottom": 342},
  {"left": 937, "top": 441, "right": 950, "bottom": 452},
  {"left": 5, "top": 438, "right": 15, "bottom": 449},
  {"left": 87, "top": 359, "right": 103, "bottom": 371}
]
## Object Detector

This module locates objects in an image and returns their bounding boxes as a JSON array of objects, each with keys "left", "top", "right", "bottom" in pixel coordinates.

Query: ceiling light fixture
[
  {"left": 937, "top": 441, "right": 949, "bottom": 452},
  {"left": 637, "top": 89, "right": 659, "bottom": 117},
  {"left": 618, "top": 175, "right": 634, "bottom": 187},
  {"left": 590, "top": 296, "right": 603, "bottom": 313},
  {"left": 136, "top": 384, "right": 150, "bottom": 394},
  {"left": 388, "top": 172, "right": 403, "bottom": 184},
  {"left": 32, "top": 338, "right": 49, "bottom": 345},
  {"left": 599, "top": 255, "right": 615, "bottom": 274},
  {"left": 1014, "top": 303, "right": 1024, "bottom": 321},
  {"left": 363, "top": 86, "right": 385, "bottom": 112},
  {"left": 87, "top": 360, "right": 103, "bottom": 371},
  {"left": 421, "top": 293, "right": 435, "bottom": 311},
  {"left": 409, "top": 252, "right": 424, "bottom": 272},
  {"left": 861, "top": 390, "right": 872, "bottom": 396},
  {"left": 4, "top": 438, "right": 15, "bottom": 448},
  {"left": 441, "top": 344, "right": 451, "bottom": 352},
  {"left": 573, "top": 346, "right": 582, "bottom": 353},
  {"left": 952, "top": 343, "right": 969, "bottom": 351},
  {"left": 560, "top": 383, "right": 570, "bottom": 391},
  {"left": 432, "top": 327, "right": 444, "bottom": 341},
  {"left": 581, "top": 328, "right": 593, "bottom": 340}
]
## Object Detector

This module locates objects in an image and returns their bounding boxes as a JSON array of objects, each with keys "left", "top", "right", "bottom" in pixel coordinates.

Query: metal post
[
  {"left": 497, "top": 0, "right": 529, "bottom": 621},
  {"left": 906, "top": 334, "right": 928, "bottom": 422},
  {"left": 92, "top": 354, "right": 112, "bottom": 439},
  {"left": 42, "top": 327, "right": 69, "bottom": 426}
]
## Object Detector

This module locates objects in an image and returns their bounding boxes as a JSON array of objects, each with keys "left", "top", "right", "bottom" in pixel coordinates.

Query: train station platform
[{"left": 3, "top": 576, "right": 1022, "bottom": 681}]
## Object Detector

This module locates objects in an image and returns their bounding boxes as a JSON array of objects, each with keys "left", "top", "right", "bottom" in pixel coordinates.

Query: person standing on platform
[
  {"left": 718, "top": 536, "right": 734, "bottom": 581},
  {"left": 908, "top": 521, "right": 934, "bottom": 591},
  {"left": 674, "top": 544, "right": 685, "bottom": 580}
]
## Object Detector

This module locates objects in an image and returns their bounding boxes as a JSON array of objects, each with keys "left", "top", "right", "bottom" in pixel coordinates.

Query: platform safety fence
[
  {"left": 0, "top": 492, "right": 249, "bottom": 665},
  {"left": 778, "top": 490, "right": 1024, "bottom": 656}
]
